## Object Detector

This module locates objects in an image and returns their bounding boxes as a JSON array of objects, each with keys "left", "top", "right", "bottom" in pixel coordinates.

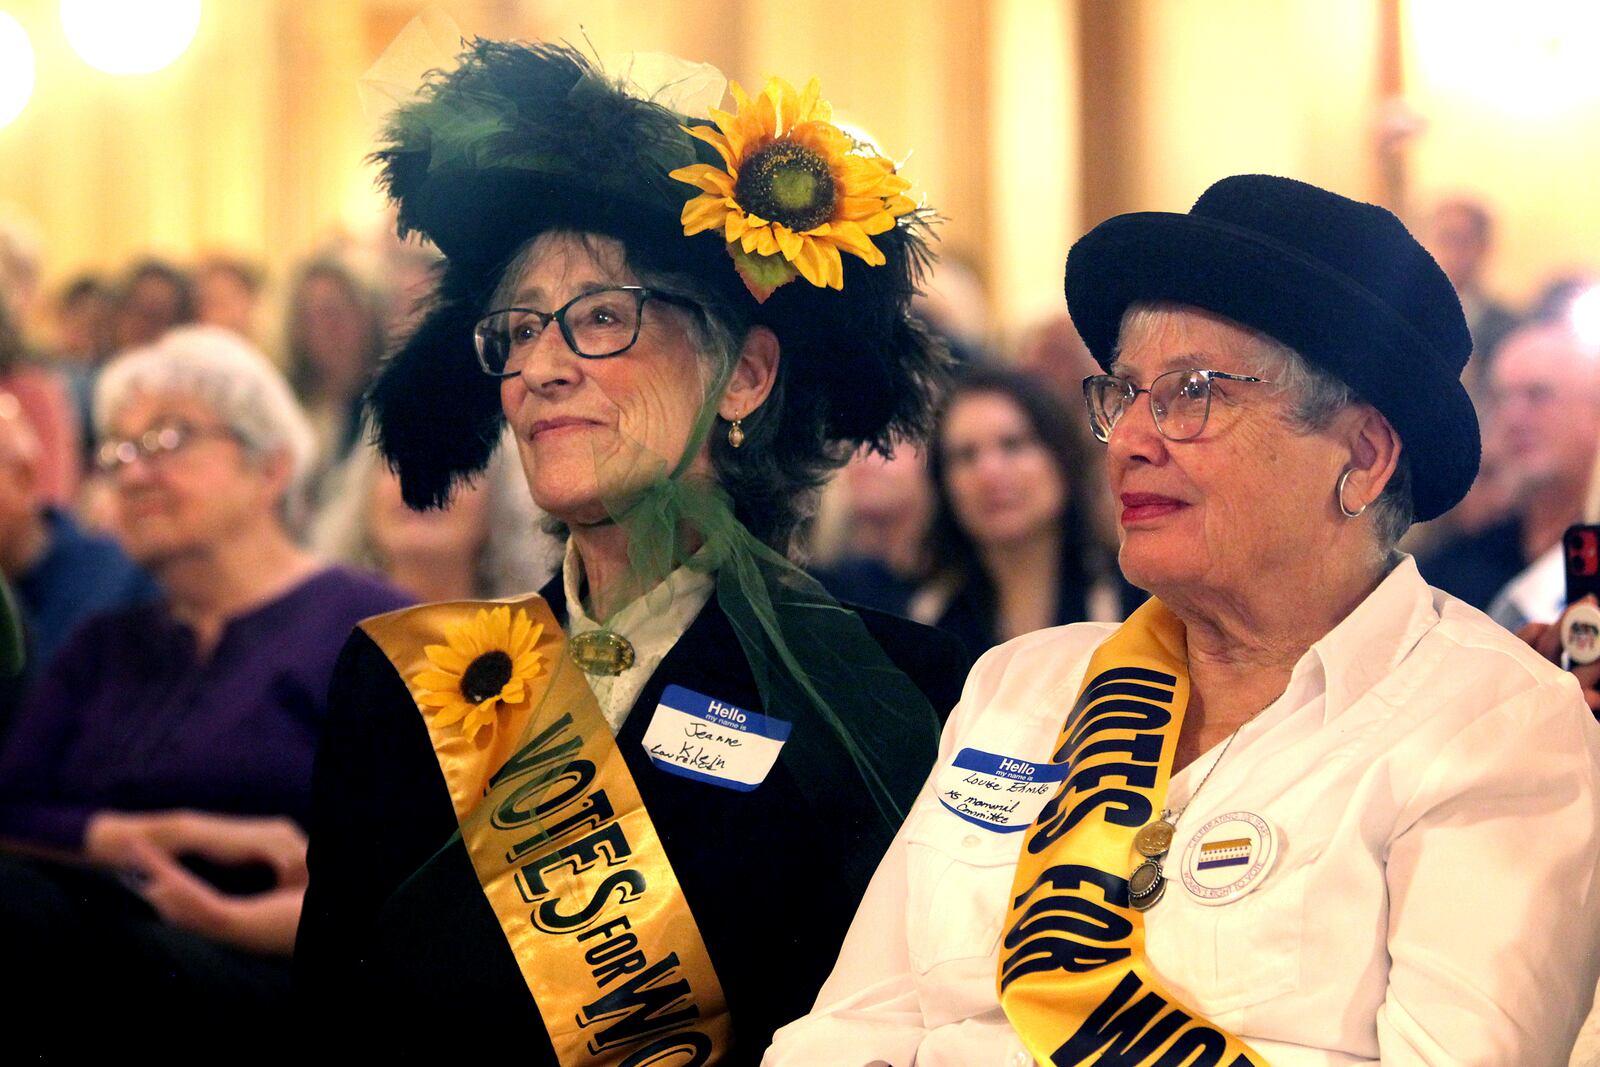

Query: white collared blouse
[
  {"left": 561, "top": 540, "right": 715, "bottom": 733},
  {"left": 764, "top": 556, "right": 1600, "bottom": 1066}
]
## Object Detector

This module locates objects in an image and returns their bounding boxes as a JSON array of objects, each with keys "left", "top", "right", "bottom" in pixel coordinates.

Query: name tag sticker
[
  {"left": 641, "top": 685, "right": 789, "bottom": 792},
  {"left": 936, "top": 747, "right": 1068, "bottom": 832}
]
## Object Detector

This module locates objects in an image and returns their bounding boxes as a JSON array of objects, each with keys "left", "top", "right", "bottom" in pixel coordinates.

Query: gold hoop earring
[
  {"left": 1336, "top": 468, "right": 1367, "bottom": 519},
  {"left": 727, "top": 416, "right": 745, "bottom": 449}
]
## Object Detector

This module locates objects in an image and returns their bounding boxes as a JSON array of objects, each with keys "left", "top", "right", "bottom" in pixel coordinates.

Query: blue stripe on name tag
[
  {"left": 938, "top": 747, "right": 1070, "bottom": 832},
  {"left": 950, "top": 748, "right": 1070, "bottom": 784},
  {"left": 660, "top": 684, "right": 791, "bottom": 741}
]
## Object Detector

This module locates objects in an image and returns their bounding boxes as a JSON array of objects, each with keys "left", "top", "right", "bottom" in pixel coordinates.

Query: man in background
[
  {"left": 1427, "top": 196, "right": 1520, "bottom": 393},
  {"left": 113, "top": 259, "right": 197, "bottom": 351},
  {"left": 1421, "top": 323, "right": 1600, "bottom": 613},
  {"left": 196, "top": 256, "right": 266, "bottom": 343},
  {"left": 811, "top": 446, "right": 934, "bottom": 616}
]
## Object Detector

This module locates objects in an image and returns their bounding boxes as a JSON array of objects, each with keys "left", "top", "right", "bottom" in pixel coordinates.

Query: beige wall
[
  {"left": 1404, "top": 0, "right": 1600, "bottom": 306},
  {"left": 1076, "top": 0, "right": 1599, "bottom": 314},
  {"left": 989, "top": 0, "right": 1080, "bottom": 329},
  {"left": 0, "top": 0, "right": 381, "bottom": 289},
  {"left": 0, "top": 0, "right": 1028, "bottom": 325},
  {"left": 1135, "top": 0, "right": 1379, "bottom": 212},
  {"left": 1, "top": 0, "right": 1595, "bottom": 342},
  {"left": 1078, "top": 0, "right": 1382, "bottom": 219},
  {"left": 1, "top": 0, "right": 278, "bottom": 273}
]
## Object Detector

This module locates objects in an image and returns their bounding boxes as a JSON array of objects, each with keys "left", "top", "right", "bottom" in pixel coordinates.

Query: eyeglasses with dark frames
[
  {"left": 472, "top": 286, "right": 701, "bottom": 377},
  {"left": 95, "top": 421, "right": 241, "bottom": 473},
  {"left": 1082, "top": 368, "right": 1273, "bottom": 443}
]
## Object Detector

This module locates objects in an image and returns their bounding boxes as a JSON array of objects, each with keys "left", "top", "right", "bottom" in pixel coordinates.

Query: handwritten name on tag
[
  {"left": 641, "top": 685, "right": 790, "bottom": 792},
  {"left": 936, "top": 747, "right": 1069, "bottom": 832}
]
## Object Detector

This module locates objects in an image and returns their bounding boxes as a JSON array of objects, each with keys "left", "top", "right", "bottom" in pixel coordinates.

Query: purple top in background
[{"left": 0, "top": 565, "right": 412, "bottom": 851}]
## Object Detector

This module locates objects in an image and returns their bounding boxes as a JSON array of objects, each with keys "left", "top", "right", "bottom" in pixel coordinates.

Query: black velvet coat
[{"left": 294, "top": 578, "right": 969, "bottom": 1063}]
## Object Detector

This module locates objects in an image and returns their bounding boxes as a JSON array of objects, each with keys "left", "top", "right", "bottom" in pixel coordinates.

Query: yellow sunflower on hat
[
  {"left": 413, "top": 606, "right": 547, "bottom": 743},
  {"left": 670, "top": 76, "right": 917, "bottom": 301}
]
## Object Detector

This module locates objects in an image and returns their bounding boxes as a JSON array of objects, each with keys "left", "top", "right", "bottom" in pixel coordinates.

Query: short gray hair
[
  {"left": 1120, "top": 303, "right": 1415, "bottom": 548},
  {"left": 95, "top": 325, "right": 318, "bottom": 507}
]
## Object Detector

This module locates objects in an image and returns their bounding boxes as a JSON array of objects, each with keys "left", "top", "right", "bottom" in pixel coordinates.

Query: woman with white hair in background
[{"left": 0, "top": 326, "right": 409, "bottom": 1054}]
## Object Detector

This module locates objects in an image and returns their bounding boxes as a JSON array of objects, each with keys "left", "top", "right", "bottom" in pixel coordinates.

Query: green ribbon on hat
[{"left": 593, "top": 370, "right": 941, "bottom": 884}]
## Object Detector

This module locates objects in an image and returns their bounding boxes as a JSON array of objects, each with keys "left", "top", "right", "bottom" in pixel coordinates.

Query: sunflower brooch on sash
[
  {"left": 413, "top": 606, "right": 547, "bottom": 742},
  {"left": 670, "top": 76, "right": 917, "bottom": 301}
]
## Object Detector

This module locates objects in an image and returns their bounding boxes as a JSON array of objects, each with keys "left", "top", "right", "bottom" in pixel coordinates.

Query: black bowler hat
[{"left": 1064, "top": 174, "right": 1477, "bottom": 522}]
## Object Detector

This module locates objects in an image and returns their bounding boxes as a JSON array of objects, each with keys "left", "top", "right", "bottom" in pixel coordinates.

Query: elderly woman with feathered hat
[
  {"left": 291, "top": 41, "right": 968, "bottom": 1062},
  {"left": 767, "top": 176, "right": 1600, "bottom": 1065}
]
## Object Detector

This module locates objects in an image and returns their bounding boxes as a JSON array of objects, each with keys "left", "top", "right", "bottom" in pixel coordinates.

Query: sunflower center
[
  {"left": 461, "top": 650, "right": 513, "bottom": 703},
  {"left": 735, "top": 138, "right": 836, "bottom": 233}
]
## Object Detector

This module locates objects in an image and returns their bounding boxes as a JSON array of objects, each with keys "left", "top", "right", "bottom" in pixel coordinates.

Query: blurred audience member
[
  {"left": 1012, "top": 310, "right": 1121, "bottom": 548},
  {"left": 0, "top": 291, "right": 79, "bottom": 504},
  {"left": 195, "top": 255, "right": 266, "bottom": 342},
  {"left": 285, "top": 257, "right": 387, "bottom": 481},
  {"left": 1489, "top": 536, "right": 1566, "bottom": 633},
  {"left": 0, "top": 394, "right": 156, "bottom": 698},
  {"left": 1533, "top": 273, "right": 1600, "bottom": 330},
  {"left": 51, "top": 275, "right": 118, "bottom": 460},
  {"left": 114, "top": 258, "right": 198, "bottom": 350},
  {"left": 1420, "top": 323, "right": 1600, "bottom": 611},
  {"left": 1013, "top": 312, "right": 1097, "bottom": 402},
  {"left": 1492, "top": 373, "right": 1600, "bottom": 631},
  {"left": 0, "top": 326, "right": 409, "bottom": 1051},
  {"left": 0, "top": 211, "right": 44, "bottom": 330},
  {"left": 812, "top": 445, "right": 935, "bottom": 615},
  {"left": 1426, "top": 196, "right": 1519, "bottom": 390},
  {"left": 910, "top": 365, "right": 1139, "bottom": 657},
  {"left": 378, "top": 238, "right": 441, "bottom": 336},
  {"left": 308, "top": 433, "right": 560, "bottom": 601},
  {"left": 53, "top": 275, "right": 117, "bottom": 366}
]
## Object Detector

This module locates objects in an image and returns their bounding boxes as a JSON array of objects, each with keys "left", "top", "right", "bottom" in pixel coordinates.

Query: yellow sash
[
  {"left": 997, "top": 598, "right": 1270, "bottom": 1066},
  {"left": 362, "top": 594, "right": 732, "bottom": 1066}
]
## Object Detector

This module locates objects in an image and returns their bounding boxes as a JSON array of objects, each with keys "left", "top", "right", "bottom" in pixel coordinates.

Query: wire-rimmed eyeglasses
[
  {"left": 472, "top": 286, "right": 700, "bottom": 377},
  {"left": 94, "top": 421, "right": 240, "bottom": 473},
  {"left": 1082, "top": 368, "right": 1273, "bottom": 443}
]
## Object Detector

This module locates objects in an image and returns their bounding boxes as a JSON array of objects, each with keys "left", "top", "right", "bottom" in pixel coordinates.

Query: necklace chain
[
  {"left": 1129, "top": 694, "right": 1281, "bottom": 911},
  {"left": 1162, "top": 695, "right": 1277, "bottom": 824}
]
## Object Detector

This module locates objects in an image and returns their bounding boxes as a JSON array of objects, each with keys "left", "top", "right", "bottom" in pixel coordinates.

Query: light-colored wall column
[
  {"left": 1118, "top": 0, "right": 1379, "bottom": 213},
  {"left": 987, "top": 0, "right": 1080, "bottom": 339}
]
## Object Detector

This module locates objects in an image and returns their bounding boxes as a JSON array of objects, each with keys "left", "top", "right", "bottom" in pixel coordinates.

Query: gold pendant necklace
[
  {"left": 1129, "top": 697, "right": 1274, "bottom": 912},
  {"left": 568, "top": 629, "right": 636, "bottom": 676}
]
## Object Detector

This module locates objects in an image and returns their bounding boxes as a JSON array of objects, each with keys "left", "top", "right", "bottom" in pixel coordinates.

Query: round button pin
[
  {"left": 1179, "top": 811, "right": 1278, "bottom": 906},
  {"left": 1561, "top": 601, "right": 1600, "bottom": 666}
]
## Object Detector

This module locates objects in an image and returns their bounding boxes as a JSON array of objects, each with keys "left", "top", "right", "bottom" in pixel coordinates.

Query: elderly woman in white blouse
[{"left": 766, "top": 175, "right": 1600, "bottom": 1066}]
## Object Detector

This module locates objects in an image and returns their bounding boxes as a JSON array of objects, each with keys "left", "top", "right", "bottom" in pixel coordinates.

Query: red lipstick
[
  {"left": 529, "top": 416, "right": 599, "bottom": 439},
  {"left": 1120, "top": 492, "right": 1187, "bottom": 524}
]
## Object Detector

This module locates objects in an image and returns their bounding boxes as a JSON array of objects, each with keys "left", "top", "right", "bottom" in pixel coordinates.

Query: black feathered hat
[
  {"left": 368, "top": 41, "right": 944, "bottom": 509},
  {"left": 1065, "top": 174, "right": 1477, "bottom": 522}
]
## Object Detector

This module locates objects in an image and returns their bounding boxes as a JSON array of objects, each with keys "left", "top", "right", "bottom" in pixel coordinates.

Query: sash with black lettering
[
  {"left": 996, "top": 598, "right": 1269, "bottom": 1066},
  {"left": 362, "top": 594, "right": 732, "bottom": 1066}
]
